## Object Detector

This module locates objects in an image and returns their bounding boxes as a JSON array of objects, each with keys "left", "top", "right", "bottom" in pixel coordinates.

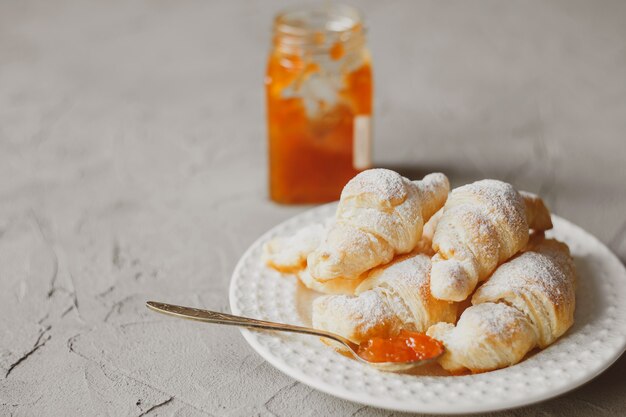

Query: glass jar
[{"left": 266, "top": 4, "right": 373, "bottom": 204}]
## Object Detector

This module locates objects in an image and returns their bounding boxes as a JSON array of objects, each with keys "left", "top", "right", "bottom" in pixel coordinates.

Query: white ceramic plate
[{"left": 229, "top": 203, "right": 626, "bottom": 414}]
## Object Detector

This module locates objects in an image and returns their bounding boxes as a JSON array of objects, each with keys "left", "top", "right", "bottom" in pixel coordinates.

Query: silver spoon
[{"left": 146, "top": 301, "right": 441, "bottom": 372}]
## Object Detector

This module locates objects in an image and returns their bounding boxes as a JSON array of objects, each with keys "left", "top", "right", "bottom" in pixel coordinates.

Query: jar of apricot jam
[{"left": 266, "top": 4, "right": 373, "bottom": 204}]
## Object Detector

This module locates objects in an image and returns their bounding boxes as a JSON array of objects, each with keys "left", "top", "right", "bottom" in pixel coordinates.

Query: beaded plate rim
[{"left": 229, "top": 203, "right": 626, "bottom": 414}]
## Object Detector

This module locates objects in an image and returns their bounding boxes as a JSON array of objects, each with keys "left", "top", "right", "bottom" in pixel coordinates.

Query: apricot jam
[
  {"left": 357, "top": 330, "right": 444, "bottom": 363},
  {"left": 266, "top": 5, "right": 373, "bottom": 204}
]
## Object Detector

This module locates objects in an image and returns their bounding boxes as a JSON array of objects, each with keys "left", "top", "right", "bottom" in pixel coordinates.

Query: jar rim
[
  {"left": 272, "top": 3, "right": 365, "bottom": 53},
  {"left": 275, "top": 3, "right": 362, "bottom": 35}
]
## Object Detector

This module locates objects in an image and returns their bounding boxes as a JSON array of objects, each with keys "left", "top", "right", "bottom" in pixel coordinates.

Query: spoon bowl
[{"left": 146, "top": 301, "right": 441, "bottom": 372}]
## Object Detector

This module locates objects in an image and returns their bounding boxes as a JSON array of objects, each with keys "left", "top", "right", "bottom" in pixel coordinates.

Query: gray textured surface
[{"left": 1, "top": 0, "right": 625, "bottom": 416}]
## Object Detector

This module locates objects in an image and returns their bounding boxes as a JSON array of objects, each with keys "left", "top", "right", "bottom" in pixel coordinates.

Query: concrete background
[{"left": 1, "top": 0, "right": 625, "bottom": 415}]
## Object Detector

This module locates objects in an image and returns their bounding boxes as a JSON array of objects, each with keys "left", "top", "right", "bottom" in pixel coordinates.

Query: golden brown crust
[
  {"left": 520, "top": 190, "right": 553, "bottom": 231},
  {"left": 297, "top": 269, "right": 365, "bottom": 295}
]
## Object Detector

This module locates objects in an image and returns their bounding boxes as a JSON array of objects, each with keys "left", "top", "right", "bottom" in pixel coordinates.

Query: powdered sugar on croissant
[
  {"left": 312, "top": 253, "right": 457, "bottom": 344},
  {"left": 472, "top": 238, "right": 576, "bottom": 348},
  {"left": 428, "top": 237, "right": 576, "bottom": 373},
  {"left": 427, "top": 302, "right": 538, "bottom": 373},
  {"left": 308, "top": 169, "right": 449, "bottom": 281},
  {"left": 430, "top": 180, "right": 553, "bottom": 302}
]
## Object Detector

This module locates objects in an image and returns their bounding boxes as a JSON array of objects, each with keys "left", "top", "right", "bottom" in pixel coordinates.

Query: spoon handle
[{"left": 146, "top": 301, "right": 354, "bottom": 347}]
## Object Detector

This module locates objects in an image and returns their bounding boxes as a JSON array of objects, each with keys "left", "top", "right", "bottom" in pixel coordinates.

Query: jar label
[{"left": 353, "top": 115, "right": 371, "bottom": 170}]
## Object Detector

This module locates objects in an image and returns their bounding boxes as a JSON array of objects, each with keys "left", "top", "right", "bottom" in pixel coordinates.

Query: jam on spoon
[{"left": 357, "top": 330, "right": 444, "bottom": 363}]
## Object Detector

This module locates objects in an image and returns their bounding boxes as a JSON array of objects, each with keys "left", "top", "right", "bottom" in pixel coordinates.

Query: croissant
[
  {"left": 262, "top": 223, "right": 326, "bottom": 273},
  {"left": 308, "top": 169, "right": 450, "bottom": 282},
  {"left": 472, "top": 237, "right": 576, "bottom": 348},
  {"left": 427, "top": 302, "right": 538, "bottom": 373},
  {"left": 429, "top": 180, "right": 553, "bottom": 302},
  {"left": 427, "top": 237, "right": 576, "bottom": 373},
  {"left": 312, "top": 253, "right": 457, "bottom": 344},
  {"left": 263, "top": 222, "right": 364, "bottom": 294},
  {"left": 297, "top": 217, "right": 440, "bottom": 295}
]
